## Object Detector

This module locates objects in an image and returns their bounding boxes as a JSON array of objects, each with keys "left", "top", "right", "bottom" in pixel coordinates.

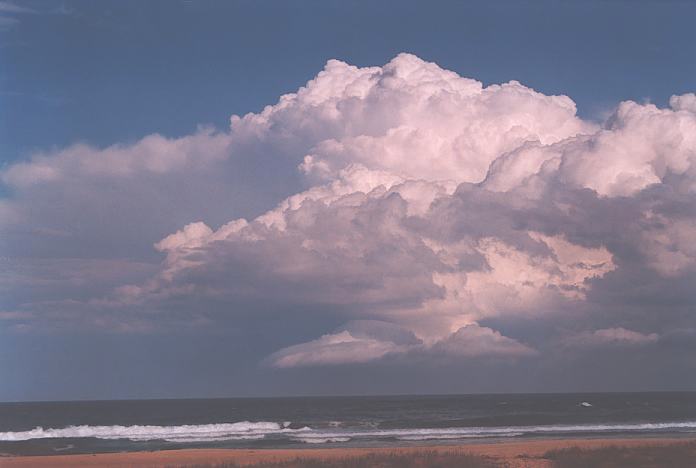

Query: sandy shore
[{"left": 1, "top": 437, "right": 695, "bottom": 468}]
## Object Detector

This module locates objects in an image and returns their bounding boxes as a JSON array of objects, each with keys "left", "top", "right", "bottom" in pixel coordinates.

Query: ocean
[{"left": 1, "top": 392, "right": 696, "bottom": 455}]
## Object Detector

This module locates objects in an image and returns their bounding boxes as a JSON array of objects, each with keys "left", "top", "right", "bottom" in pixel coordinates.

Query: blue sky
[
  {"left": 2, "top": 0, "right": 694, "bottom": 163},
  {"left": 1, "top": 1, "right": 696, "bottom": 401}
]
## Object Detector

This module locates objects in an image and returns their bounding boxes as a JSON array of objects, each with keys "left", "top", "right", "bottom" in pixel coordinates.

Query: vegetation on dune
[
  {"left": 544, "top": 441, "right": 696, "bottom": 468},
  {"left": 178, "top": 450, "right": 501, "bottom": 468},
  {"left": 176, "top": 441, "right": 696, "bottom": 468}
]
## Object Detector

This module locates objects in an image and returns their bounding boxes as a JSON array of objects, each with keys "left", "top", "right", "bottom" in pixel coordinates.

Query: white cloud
[
  {"left": 670, "top": 93, "right": 696, "bottom": 114},
  {"left": 568, "top": 328, "right": 660, "bottom": 347},
  {"left": 484, "top": 99, "right": 696, "bottom": 197},
  {"left": 268, "top": 331, "right": 405, "bottom": 368},
  {"left": 0, "top": 1, "right": 36, "bottom": 14},
  {"left": 2, "top": 129, "right": 233, "bottom": 188},
  {"left": 2, "top": 53, "right": 695, "bottom": 367},
  {"left": 267, "top": 320, "right": 421, "bottom": 367},
  {"left": 267, "top": 322, "right": 534, "bottom": 367},
  {"left": 639, "top": 216, "right": 696, "bottom": 277},
  {"left": 430, "top": 324, "right": 537, "bottom": 358},
  {"left": 289, "top": 54, "right": 593, "bottom": 184}
]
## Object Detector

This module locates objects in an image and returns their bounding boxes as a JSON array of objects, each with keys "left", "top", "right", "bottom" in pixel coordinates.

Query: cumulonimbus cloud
[{"left": 2, "top": 54, "right": 695, "bottom": 366}]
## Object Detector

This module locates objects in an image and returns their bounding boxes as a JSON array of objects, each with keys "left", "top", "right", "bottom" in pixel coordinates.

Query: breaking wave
[
  {"left": 291, "top": 436, "right": 353, "bottom": 444},
  {"left": 2, "top": 420, "right": 696, "bottom": 444},
  {"left": 0, "top": 421, "right": 308, "bottom": 442}
]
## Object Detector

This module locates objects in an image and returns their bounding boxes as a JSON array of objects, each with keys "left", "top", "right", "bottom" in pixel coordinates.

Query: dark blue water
[{"left": 2, "top": 392, "right": 696, "bottom": 455}]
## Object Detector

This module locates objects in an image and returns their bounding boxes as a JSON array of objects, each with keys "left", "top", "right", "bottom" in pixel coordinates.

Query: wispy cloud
[
  {"left": 0, "top": 1, "right": 37, "bottom": 14},
  {"left": 0, "top": 1, "right": 35, "bottom": 30},
  {"left": 0, "top": 14, "right": 18, "bottom": 29},
  {"left": 565, "top": 328, "right": 660, "bottom": 348},
  {"left": 0, "top": 0, "right": 71, "bottom": 31}
]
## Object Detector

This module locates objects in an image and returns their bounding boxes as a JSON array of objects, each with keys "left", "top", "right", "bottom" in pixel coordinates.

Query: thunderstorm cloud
[{"left": 2, "top": 54, "right": 695, "bottom": 370}]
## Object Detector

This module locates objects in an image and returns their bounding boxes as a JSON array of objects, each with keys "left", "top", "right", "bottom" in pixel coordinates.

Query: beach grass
[
  {"left": 174, "top": 441, "right": 696, "bottom": 467},
  {"left": 544, "top": 440, "right": 696, "bottom": 468},
  {"left": 178, "top": 450, "right": 500, "bottom": 467}
]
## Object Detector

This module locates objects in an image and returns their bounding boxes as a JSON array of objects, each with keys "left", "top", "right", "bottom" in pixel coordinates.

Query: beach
[{"left": 2, "top": 437, "right": 696, "bottom": 467}]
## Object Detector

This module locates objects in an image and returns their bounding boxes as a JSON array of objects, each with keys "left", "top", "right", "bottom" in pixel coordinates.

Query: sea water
[{"left": 1, "top": 392, "right": 696, "bottom": 455}]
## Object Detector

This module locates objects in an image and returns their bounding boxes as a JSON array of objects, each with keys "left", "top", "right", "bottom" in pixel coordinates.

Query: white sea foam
[
  {"left": 292, "top": 436, "right": 352, "bottom": 444},
  {"left": 0, "top": 421, "right": 309, "bottom": 442},
  {"left": 397, "top": 433, "right": 524, "bottom": 441},
  {"left": 282, "top": 421, "right": 696, "bottom": 441},
  {"left": 165, "top": 434, "right": 267, "bottom": 443},
  {"left": 2, "top": 421, "right": 696, "bottom": 443}
]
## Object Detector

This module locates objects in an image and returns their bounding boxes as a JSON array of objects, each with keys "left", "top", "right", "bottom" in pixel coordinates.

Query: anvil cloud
[{"left": 2, "top": 54, "right": 695, "bottom": 369}]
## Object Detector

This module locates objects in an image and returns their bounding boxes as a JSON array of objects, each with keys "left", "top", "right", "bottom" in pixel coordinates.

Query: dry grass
[
  {"left": 177, "top": 450, "right": 502, "bottom": 467},
  {"left": 173, "top": 442, "right": 696, "bottom": 467},
  {"left": 544, "top": 440, "right": 696, "bottom": 468},
  {"left": 158, "top": 440, "right": 696, "bottom": 468}
]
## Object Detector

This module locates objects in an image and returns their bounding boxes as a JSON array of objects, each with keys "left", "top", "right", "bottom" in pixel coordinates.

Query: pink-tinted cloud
[{"left": 2, "top": 54, "right": 695, "bottom": 367}]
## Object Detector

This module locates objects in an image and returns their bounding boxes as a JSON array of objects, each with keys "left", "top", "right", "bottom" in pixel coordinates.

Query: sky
[{"left": 1, "top": 0, "right": 695, "bottom": 401}]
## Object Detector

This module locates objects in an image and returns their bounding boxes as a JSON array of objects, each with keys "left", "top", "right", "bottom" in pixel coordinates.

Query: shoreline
[{"left": 2, "top": 436, "right": 695, "bottom": 467}]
